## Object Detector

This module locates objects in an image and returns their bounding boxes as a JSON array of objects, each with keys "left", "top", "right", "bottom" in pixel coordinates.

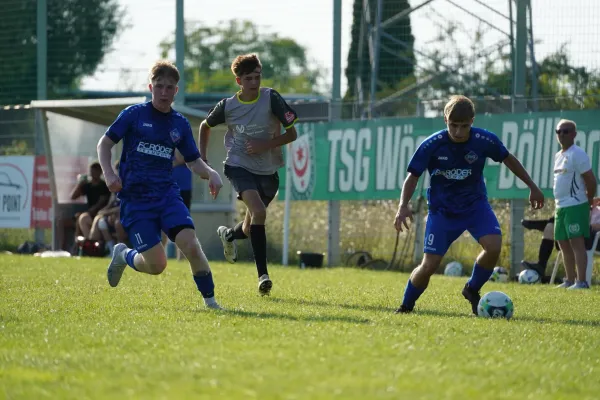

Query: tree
[
  {"left": 159, "top": 20, "right": 323, "bottom": 94},
  {"left": 0, "top": 0, "right": 125, "bottom": 105},
  {"left": 344, "top": 0, "right": 416, "bottom": 117},
  {"left": 417, "top": 21, "right": 600, "bottom": 115}
]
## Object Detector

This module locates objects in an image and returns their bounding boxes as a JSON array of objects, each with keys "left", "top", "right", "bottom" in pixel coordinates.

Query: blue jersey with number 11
[
  {"left": 105, "top": 101, "right": 200, "bottom": 203},
  {"left": 407, "top": 127, "right": 509, "bottom": 215}
]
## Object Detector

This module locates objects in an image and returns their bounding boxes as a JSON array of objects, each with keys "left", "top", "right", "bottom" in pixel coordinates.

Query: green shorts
[{"left": 554, "top": 202, "right": 590, "bottom": 241}]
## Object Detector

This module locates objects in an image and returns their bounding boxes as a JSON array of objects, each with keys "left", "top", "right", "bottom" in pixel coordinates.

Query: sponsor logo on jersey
[
  {"left": 437, "top": 156, "right": 448, "bottom": 160},
  {"left": 136, "top": 142, "right": 173, "bottom": 159},
  {"left": 431, "top": 168, "right": 472, "bottom": 180},
  {"left": 143, "top": 122, "right": 153, "bottom": 127}
]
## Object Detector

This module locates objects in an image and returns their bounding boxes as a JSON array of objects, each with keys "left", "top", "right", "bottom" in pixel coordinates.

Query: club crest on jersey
[
  {"left": 169, "top": 128, "right": 181, "bottom": 143},
  {"left": 290, "top": 123, "right": 316, "bottom": 200},
  {"left": 465, "top": 151, "right": 478, "bottom": 164}
]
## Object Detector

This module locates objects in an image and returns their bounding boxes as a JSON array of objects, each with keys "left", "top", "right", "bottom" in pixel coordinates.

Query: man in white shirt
[
  {"left": 521, "top": 199, "right": 600, "bottom": 282},
  {"left": 553, "top": 119, "right": 597, "bottom": 289}
]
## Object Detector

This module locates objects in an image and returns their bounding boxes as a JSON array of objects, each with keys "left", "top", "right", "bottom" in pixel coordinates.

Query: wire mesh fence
[{"left": 1, "top": 0, "right": 600, "bottom": 272}]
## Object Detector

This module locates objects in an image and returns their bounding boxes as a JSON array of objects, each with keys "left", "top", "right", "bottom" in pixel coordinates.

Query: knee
[
  {"left": 543, "top": 223, "right": 554, "bottom": 240},
  {"left": 251, "top": 207, "right": 267, "bottom": 222},
  {"left": 483, "top": 243, "right": 502, "bottom": 259},
  {"left": 178, "top": 237, "right": 203, "bottom": 260},
  {"left": 419, "top": 261, "right": 439, "bottom": 276},
  {"left": 146, "top": 259, "right": 167, "bottom": 275},
  {"left": 78, "top": 212, "right": 90, "bottom": 223}
]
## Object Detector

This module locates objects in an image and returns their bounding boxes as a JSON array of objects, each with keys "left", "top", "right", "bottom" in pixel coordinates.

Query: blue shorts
[
  {"left": 423, "top": 203, "right": 501, "bottom": 255},
  {"left": 120, "top": 195, "right": 195, "bottom": 252}
]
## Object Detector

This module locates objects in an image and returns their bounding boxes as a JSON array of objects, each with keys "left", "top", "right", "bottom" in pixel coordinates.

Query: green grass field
[{"left": 1, "top": 255, "right": 599, "bottom": 400}]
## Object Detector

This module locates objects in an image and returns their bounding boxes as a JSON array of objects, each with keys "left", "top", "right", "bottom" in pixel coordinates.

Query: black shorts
[
  {"left": 224, "top": 164, "right": 279, "bottom": 207},
  {"left": 180, "top": 190, "right": 192, "bottom": 210}
]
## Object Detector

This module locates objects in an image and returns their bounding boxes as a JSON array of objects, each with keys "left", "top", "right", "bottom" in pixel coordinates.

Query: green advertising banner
[{"left": 280, "top": 110, "right": 600, "bottom": 201}]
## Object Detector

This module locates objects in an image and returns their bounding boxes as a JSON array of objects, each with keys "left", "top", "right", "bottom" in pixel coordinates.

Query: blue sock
[
  {"left": 193, "top": 271, "right": 215, "bottom": 298},
  {"left": 125, "top": 249, "right": 139, "bottom": 271},
  {"left": 467, "top": 262, "right": 493, "bottom": 292},
  {"left": 402, "top": 279, "right": 425, "bottom": 310}
]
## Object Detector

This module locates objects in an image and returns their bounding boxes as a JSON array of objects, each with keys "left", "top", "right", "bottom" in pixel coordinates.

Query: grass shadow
[
  {"left": 265, "top": 296, "right": 392, "bottom": 313},
  {"left": 220, "top": 309, "right": 371, "bottom": 324},
  {"left": 513, "top": 315, "right": 600, "bottom": 328},
  {"left": 131, "top": 303, "right": 370, "bottom": 324},
  {"left": 413, "top": 308, "right": 474, "bottom": 318}
]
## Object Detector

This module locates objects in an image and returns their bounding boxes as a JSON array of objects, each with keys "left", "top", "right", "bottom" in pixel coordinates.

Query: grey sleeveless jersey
[{"left": 206, "top": 87, "right": 298, "bottom": 175}]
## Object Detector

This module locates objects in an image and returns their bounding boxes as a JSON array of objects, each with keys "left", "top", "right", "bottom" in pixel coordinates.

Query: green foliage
[
  {"left": 0, "top": 140, "right": 33, "bottom": 156},
  {"left": 418, "top": 23, "right": 600, "bottom": 114},
  {"left": 2, "top": 256, "right": 600, "bottom": 399},
  {"left": 344, "top": 0, "right": 416, "bottom": 117},
  {"left": 159, "top": 20, "right": 323, "bottom": 94},
  {"left": 0, "top": 0, "right": 125, "bottom": 105}
]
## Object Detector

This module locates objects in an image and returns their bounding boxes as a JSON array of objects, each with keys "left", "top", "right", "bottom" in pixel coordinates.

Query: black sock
[
  {"left": 250, "top": 224, "right": 268, "bottom": 278},
  {"left": 226, "top": 221, "right": 247, "bottom": 242},
  {"left": 538, "top": 238, "right": 554, "bottom": 270}
]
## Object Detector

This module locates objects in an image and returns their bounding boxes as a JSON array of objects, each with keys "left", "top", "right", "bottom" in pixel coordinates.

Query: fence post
[
  {"left": 327, "top": 0, "right": 343, "bottom": 267},
  {"left": 509, "top": 0, "right": 529, "bottom": 277}
]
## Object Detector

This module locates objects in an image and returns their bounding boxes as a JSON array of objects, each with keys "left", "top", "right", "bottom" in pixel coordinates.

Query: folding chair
[{"left": 550, "top": 231, "right": 600, "bottom": 287}]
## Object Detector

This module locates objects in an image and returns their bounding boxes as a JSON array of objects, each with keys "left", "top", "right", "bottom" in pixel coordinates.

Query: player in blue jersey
[
  {"left": 96, "top": 60, "right": 224, "bottom": 309},
  {"left": 393, "top": 95, "right": 545, "bottom": 315}
]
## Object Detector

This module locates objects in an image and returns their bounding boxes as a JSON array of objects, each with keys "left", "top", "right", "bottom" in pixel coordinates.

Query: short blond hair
[
  {"left": 149, "top": 60, "right": 180, "bottom": 83},
  {"left": 557, "top": 119, "right": 577, "bottom": 131},
  {"left": 231, "top": 54, "right": 262, "bottom": 77},
  {"left": 444, "top": 95, "right": 475, "bottom": 121}
]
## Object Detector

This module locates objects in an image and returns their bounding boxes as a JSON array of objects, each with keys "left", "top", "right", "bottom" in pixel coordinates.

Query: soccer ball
[
  {"left": 477, "top": 291, "right": 514, "bottom": 320},
  {"left": 489, "top": 266, "right": 509, "bottom": 283},
  {"left": 518, "top": 269, "right": 540, "bottom": 284},
  {"left": 444, "top": 261, "right": 463, "bottom": 277}
]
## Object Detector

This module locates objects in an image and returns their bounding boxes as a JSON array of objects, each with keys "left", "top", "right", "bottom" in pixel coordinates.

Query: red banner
[{"left": 30, "top": 156, "right": 52, "bottom": 229}]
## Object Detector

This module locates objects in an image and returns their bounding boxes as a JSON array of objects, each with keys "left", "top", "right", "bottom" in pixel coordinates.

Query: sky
[{"left": 81, "top": 0, "right": 600, "bottom": 97}]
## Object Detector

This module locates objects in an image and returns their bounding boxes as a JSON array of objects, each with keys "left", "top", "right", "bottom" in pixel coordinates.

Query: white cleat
[
  {"left": 258, "top": 274, "right": 273, "bottom": 296},
  {"left": 107, "top": 243, "right": 128, "bottom": 287},
  {"left": 217, "top": 226, "right": 238, "bottom": 264}
]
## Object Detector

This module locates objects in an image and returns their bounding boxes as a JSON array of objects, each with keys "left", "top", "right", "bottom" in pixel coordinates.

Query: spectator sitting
[
  {"left": 84, "top": 160, "right": 126, "bottom": 255},
  {"left": 88, "top": 191, "right": 127, "bottom": 255},
  {"left": 70, "top": 161, "right": 111, "bottom": 253}
]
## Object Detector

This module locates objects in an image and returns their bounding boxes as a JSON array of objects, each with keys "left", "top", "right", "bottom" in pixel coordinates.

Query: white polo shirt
[{"left": 553, "top": 145, "right": 592, "bottom": 208}]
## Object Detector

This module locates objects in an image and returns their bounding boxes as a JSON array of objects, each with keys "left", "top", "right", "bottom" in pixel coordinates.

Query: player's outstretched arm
[
  {"left": 198, "top": 121, "right": 211, "bottom": 162},
  {"left": 97, "top": 136, "right": 122, "bottom": 193},
  {"left": 394, "top": 173, "right": 419, "bottom": 232},
  {"left": 502, "top": 153, "right": 544, "bottom": 209},
  {"left": 187, "top": 158, "right": 223, "bottom": 199}
]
